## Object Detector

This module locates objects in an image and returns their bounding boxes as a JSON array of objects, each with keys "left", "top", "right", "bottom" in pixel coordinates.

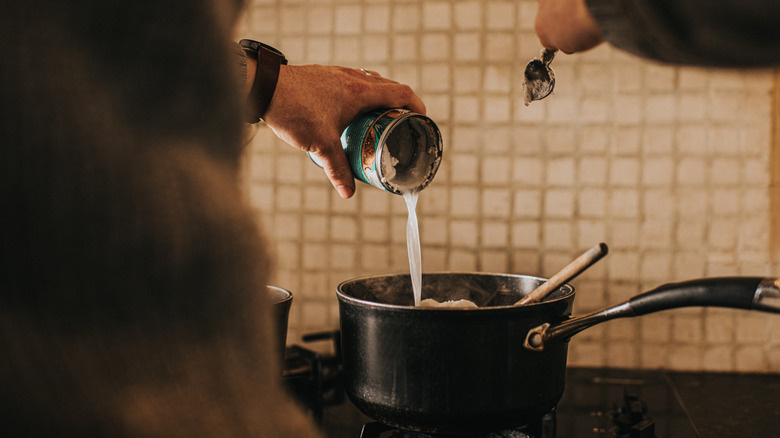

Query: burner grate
[
  {"left": 282, "top": 330, "right": 344, "bottom": 423},
  {"left": 358, "top": 410, "right": 556, "bottom": 438}
]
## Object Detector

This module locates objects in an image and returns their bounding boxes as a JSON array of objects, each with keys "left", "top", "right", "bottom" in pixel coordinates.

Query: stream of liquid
[{"left": 402, "top": 190, "right": 422, "bottom": 306}]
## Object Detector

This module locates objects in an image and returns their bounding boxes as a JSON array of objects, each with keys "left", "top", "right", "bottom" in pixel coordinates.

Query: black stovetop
[{"left": 316, "top": 367, "right": 780, "bottom": 438}]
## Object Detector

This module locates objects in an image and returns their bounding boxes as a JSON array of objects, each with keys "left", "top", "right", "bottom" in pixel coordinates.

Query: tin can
[{"left": 309, "top": 109, "right": 443, "bottom": 194}]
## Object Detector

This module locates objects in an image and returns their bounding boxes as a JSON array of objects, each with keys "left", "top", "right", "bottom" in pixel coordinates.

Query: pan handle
[{"left": 524, "top": 277, "right": 780, "bottom": 351}]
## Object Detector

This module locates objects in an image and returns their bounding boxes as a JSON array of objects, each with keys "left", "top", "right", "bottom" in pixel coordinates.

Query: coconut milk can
[{"left": 309, "top": 108, "right": 443, "bottom": 194}]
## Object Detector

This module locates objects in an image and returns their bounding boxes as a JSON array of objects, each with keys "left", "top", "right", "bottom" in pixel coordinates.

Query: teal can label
[{"left": 310, "top": 109, "right": 443, "bottom": 194}]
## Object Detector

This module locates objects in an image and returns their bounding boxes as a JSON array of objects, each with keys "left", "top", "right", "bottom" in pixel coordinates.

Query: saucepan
[{"left": 336, "top": 272, "right": 780, "bottom": 435}]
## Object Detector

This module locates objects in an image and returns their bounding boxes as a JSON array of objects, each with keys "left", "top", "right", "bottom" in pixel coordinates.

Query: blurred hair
[{"left": 0, "top": 0, "right": 320, "bottom": 436}]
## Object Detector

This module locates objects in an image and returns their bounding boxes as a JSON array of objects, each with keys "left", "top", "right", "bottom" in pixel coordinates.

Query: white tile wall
[{"left": 239, "top": 0, "right": 780, "bottom": 372}]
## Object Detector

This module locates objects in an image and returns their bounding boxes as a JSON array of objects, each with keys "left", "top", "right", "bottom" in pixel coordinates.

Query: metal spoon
[
  {"left": 522, "top": 48, "right": 558, "bottom": 105},
  {"left": 514, "top": 242, "right": 608, "bottom": 306}
]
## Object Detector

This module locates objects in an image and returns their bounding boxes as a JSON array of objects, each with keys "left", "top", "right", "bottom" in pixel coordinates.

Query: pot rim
[
  {"left": 336, "top": 271, "right": 575, "bottom": 311},
  {"left": 266, "top": 285, "right": 293, "bottom": 305}
]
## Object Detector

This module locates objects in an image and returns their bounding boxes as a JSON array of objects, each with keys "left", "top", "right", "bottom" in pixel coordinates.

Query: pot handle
[{"left": 524, "top": 277, "right": 780, "bottom": 351}]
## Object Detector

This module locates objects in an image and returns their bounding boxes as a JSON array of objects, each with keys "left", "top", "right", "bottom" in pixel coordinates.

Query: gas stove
[{"left": 284, "top": 333, "right": 780, "bottom": 437}]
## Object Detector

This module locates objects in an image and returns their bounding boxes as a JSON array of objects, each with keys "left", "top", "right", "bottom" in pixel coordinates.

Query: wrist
[{"left": 244, "top": 57, "right": 257, "bottom": 97}]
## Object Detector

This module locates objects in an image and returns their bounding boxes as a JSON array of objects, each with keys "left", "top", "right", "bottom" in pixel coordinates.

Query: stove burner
[
  {"left": 282, "top": 330, "right": 344, "bottom": 422},
  {"left": 358, "top": 410, "right": 556, "bottom": 438}
]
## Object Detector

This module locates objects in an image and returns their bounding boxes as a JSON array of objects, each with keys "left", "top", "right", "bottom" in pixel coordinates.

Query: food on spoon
[{"left": 419, "top": 298, "right": 478, "bottom": 308}]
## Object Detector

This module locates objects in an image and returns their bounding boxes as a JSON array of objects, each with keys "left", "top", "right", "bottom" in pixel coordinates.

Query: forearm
[{"left": 586, "top": 0, "right": 780, "bottom": 67}]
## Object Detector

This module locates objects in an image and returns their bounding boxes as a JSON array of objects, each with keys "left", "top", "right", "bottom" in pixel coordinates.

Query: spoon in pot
[
  {"left": 514, "top": 242, "right": 608, "bottom": 306},
  {"left": 522, "top": 48, "right": 558, "bottom": 105}
]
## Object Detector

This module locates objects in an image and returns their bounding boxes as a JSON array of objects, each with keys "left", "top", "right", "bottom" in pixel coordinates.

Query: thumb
[{"left": 310, "top": 142, "right": 355, "bottom": 199}]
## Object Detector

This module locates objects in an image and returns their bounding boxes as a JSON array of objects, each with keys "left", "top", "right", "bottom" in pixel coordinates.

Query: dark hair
[{"left": 0, "top": 1, "right": 319, "bottom": 436}]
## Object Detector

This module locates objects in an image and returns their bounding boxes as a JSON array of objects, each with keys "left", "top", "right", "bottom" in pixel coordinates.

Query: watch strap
[
  {"left": 240, "top": 40, "right": 288, "bottom": 123},
  {"left": 247, "top": 46, "right": 283, "bottom": 123}
]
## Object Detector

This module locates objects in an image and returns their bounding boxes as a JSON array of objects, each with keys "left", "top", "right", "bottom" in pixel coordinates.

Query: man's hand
[
  {"left": 257, "top": 64, "right": 425, "bottom": 199},
  {"left": 534, "top": 0, "right": 604, "bottom": 54}
]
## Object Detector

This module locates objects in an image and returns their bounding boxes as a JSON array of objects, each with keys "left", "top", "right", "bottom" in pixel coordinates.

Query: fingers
[
  {"left": 534, "top": 18, "right": 559, "bottom": 52},
  {"left": 399, "top": 87, "right": 426, "bottom": 114},
  {"left": 309, "top": 146, "right": 356, "bottom": 199},
  {"left": 533, "top": 0, "right": 604, "bottom": 54},
  {"left": 348, "top": 67, "right": 426, "bottom": 114},
  {"left": 366, "top": 83, "right": 426, "bottom": 115}
]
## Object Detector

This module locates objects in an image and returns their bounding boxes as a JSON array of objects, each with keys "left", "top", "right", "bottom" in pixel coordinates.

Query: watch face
[{"left": 239, "top": 39, "right": 288, "bottom": 65}]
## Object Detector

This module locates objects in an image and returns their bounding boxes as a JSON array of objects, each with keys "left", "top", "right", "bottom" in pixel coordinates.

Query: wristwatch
[{"left": 239, "top": 39, "right": 288, "bottom": 123}]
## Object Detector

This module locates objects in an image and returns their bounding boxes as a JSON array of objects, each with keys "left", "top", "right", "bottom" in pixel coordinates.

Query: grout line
[{"left": 771, "top": 70, "right": 780, "bottom": 264}]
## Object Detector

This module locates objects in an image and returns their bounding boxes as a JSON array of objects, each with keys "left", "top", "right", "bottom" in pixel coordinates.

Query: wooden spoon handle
[{"left": 514, "top": 243, "right": 608, "bottom": 306}]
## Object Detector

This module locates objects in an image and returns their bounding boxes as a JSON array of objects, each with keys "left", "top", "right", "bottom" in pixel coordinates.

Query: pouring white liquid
[
  {"left": 402, "top": 190, "right": 423, "bottom": 306},
  {"left": 402, "top": 191, "right": 479, "bottom": 309}
]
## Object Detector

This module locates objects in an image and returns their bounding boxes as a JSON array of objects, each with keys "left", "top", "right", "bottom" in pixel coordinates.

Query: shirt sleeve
[{"left": 585, "top": 0, "right": 780, "bottom": 68}]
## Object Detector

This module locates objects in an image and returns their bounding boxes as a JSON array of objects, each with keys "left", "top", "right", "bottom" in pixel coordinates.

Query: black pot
[
  {"left": 336, "top": 272, "right": 780, "bottom": 436},
  {"left": 268, "top": 285, "right": 293, "bottom": 365}
]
